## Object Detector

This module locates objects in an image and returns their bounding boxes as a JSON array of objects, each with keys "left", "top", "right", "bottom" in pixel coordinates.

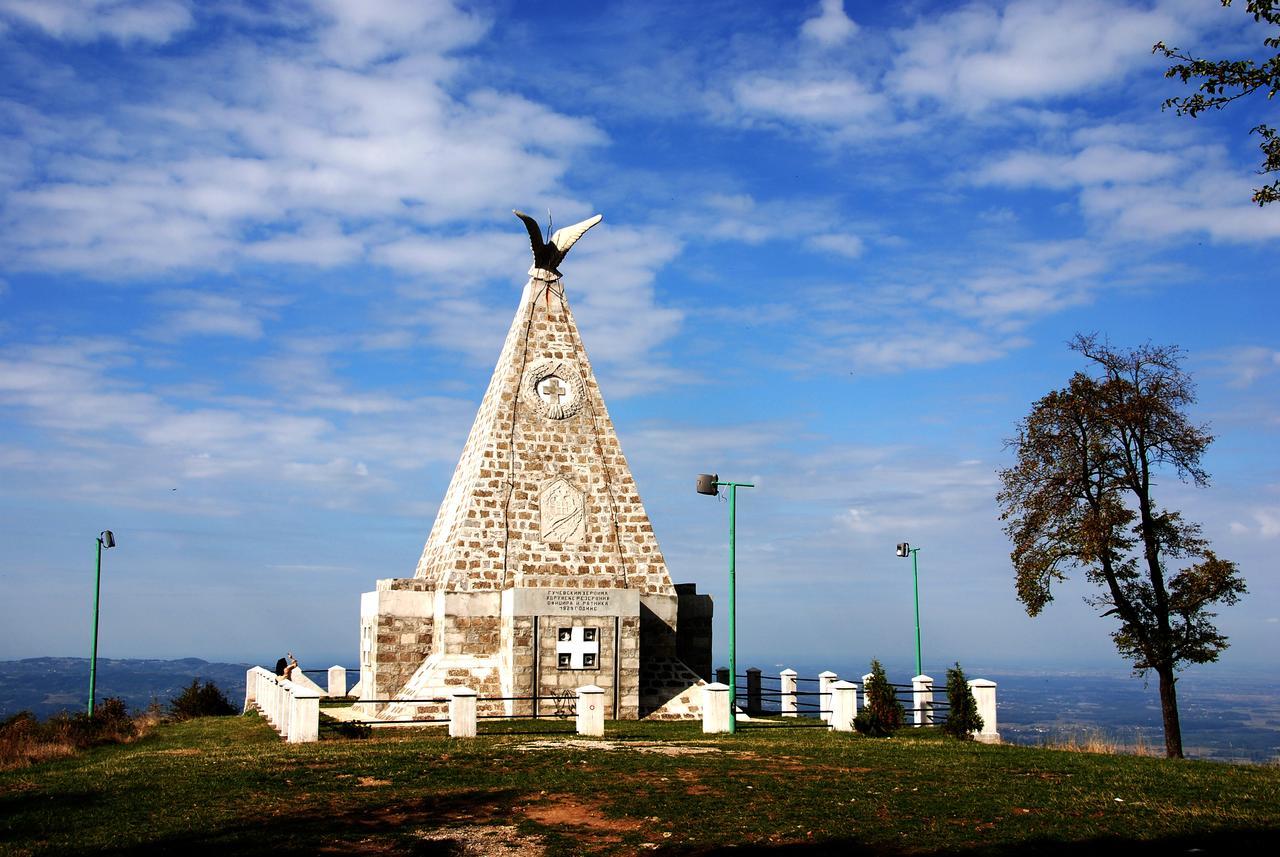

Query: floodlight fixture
[{"left": 896, "top": 542, "right": 909, "bottom": 557}]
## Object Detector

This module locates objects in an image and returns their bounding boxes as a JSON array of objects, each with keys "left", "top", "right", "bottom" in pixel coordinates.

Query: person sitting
[{"left": 282, "top": 652, "right": 299, "bottom": 681}]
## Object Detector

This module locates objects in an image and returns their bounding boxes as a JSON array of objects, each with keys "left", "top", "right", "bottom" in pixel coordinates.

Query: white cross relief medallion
[
  {"left": 524, "top": 359, "right": 585, "bottom": 420},
  {"left": 556, "top": 626, "right": 599, "bottom": 670}
]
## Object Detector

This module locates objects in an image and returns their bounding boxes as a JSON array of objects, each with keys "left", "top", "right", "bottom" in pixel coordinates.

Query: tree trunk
[{"left": 1156, "top": 664, "right": 1184, "bottom": 759}]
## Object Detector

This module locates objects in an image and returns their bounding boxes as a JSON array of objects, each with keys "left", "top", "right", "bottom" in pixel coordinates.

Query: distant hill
[{"left": 0, "top": 657, "right": 254, "bottom": 719}]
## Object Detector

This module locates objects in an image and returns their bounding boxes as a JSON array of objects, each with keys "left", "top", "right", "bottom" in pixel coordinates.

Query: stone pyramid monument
[{"left": 357, "top": 211, "right": 711, "bottom": 721}]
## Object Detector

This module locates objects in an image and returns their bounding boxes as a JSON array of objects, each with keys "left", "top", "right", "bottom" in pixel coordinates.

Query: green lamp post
[
  {"left": 698, "top": 473, "right": 753, "bottom": 734},
  {"left": 896, "top": 542, "right": 922, "bottom": 677},
  {"left": 88, "top": 530, "right": 115, "bottom": 718}
]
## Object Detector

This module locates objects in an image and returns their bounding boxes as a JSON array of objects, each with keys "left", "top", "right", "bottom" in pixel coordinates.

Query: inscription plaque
[{"left": 509, "top": 586, "right": 640, "bottom": 617}]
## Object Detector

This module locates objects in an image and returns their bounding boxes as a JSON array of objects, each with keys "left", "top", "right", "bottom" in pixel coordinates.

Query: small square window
[
  {"left": 583, "top": 628, "right": 597, "bottom": 642},
  {"left": 583, "top": 653, "right": 597, "bottom": 669},
  {"left": 558, "top": 628, "right": 572, "bottom": 641},
  {"left": 558, "top": 653, "right": 571, "bottom": 668}
]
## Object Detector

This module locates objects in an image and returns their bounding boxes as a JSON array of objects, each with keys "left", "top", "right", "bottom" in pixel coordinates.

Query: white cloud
[
  {"left": 311, "top": 0, "right": 489, "bottom": 67},
  {"left": 976, "top": 144, "right": 1182, "bottom": 190},
  {"left": 732, "top": 74, "right": 885, "bottom": 126},
  {"left": 801, "top": 0, "right": 858, "bottom": 47},
  {"left": 1256, "top": 509, "right": 1280, "bottom": 539},
  {"left": 0, "top": 0, "right": 194, "bottom": 44},
  {"left": 807, "top": 232, "right": 864, "bottom": 259},
  {"left": 890, "top": 0, "right": 1199, "bottom": 110},
  {"left": 973, "top": 128, "right": 1280, "bottom": 244},
  {"left": 1079, "top": 171, "right": 1280, "bottom": 242},
  {"left": 371, "top": 230, "right": 523, "bottom": 282},
  {"left": 149, "top": 290, "right": 280, "bottom": 341},
  {"left": 562, "top": 224, "right": 686, "bottom": 377},
  {"left": 0, "top": 3, "right": 607, "bottom": 277},
  {"left": 1205, "top": 346, "right": 1280, "bottom": 389},
  {"left": 0, "top": 336, "right": 474, "bottom": 510}
]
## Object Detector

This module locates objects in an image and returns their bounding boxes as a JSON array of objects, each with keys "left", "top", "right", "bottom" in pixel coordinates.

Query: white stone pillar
[
  {"left": 273, "top": 678, "right": 285, "bottom": 733},
  {"left": 780, "top": 669, "right": 798, "bottom": 718},
  {"left": 702, "top": 682, "right": 731, "bottom": 734},
  {"left": 576, "top": 685, "right": 606, "bottom": 737},
  {"left": 279, "top": 680, "right": 293, "bottom": 738},
  {"left": 327, "top": 665, "right": 347, "bottom": 698},
  {"left": 449, "top": 688, "right": 477, "bottom": 738},
  {"left": 830, "top": 681, "right": 858, "bottom": 732},
  {"left": 244, "top": 667, "right": 257, "bottom": 713},
  {"left": 969, "top": 679, "right": 1000, "bottom": 743},
  {"left": 266, "top": 676, "right": 280, "bottom": 730},
  {"left": 819, "top": 671, "right": 838, "bottom": 723},
  {"left": 287, "top": 685, "right": 320, "bottom": 743},
  {"left": 912, "top": 674, "right": 934, "bottom": 727}
]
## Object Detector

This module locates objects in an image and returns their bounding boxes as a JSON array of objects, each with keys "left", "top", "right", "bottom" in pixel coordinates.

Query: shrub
[
  {"left": 0, "top": 699, "right": 143, "bottom": 771},
  {"left": 942, "top": 662, "right": 983, "bottom": 740},
  {"left": 854, "top": 659, "right": 904, "bottom": 737},
  {"left": 170, "top": 679, "right": 237, "bottom": 720}
]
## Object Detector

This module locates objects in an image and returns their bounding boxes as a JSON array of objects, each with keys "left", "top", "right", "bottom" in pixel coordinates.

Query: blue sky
[{"left": 1, "top": 0, "right": 1277, "bottom": 679}]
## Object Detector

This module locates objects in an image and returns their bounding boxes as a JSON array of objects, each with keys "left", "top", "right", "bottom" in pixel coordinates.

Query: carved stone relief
[{"left": 539, "top": 475, "right": 586, "bottom": 544}]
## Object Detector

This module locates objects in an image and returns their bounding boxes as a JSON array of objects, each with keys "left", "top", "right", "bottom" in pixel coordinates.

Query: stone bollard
[
  {"left": 715, "top": 666, "right": 730, "bottom": 687},
  {"left": 780, "top": 669, "right": 798, "bottom": 718},
  {"left": 819, "top": 671, "right": 838, "bottom": 723},
  {"left": 576, "top": 685, "right": 605, "bottom": 737},
  {"left": 702, "top": 682, "right": 731, "bottom": 734},
  {"left": 449, "top": 688, "right": 477, "bottom": 738},
  {"left": 968, "top": 679, "right": 1000, "bottom": 743},
  {"left": 746, "top": 667, "right": 762, "bottom": 716},
  {"left": 286, "top": 681, "right": 320, "bottom": 743},
  {"left": 830, "top": 681, "right": 858, "bottom": 732},
  {"left": 327, "top": 665, "right": 347, "bottom": 698},
  {"left": 912, "top": 675, "right": 934, "bottom": 727}
]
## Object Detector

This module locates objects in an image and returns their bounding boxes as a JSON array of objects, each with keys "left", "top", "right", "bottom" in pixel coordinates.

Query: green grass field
[{"left": 2, "top": 713, "right": 1277, "bottom": 855}]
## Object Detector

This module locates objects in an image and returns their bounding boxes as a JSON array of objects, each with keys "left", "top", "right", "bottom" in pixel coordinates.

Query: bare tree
[{"left": 997, "top": 336, "right": 1246, "bottom": 758}]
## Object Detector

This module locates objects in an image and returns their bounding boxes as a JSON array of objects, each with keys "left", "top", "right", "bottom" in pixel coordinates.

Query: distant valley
[{"left": 0, "top": 657, "right": 253, "bottom": 719}]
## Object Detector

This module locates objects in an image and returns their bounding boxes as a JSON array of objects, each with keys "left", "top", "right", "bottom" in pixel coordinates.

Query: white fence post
[
  {"left": 284, "top": 679, "right": 319, "bottom": 743},
  {"left": 819, "top": 671, "right": 838, "bottom": 723},
  {"left": 830, "top": 681, "right": 857, "bottom": 732},
  {"left": 912, "top": 674, "right": 934, "bottom": 727},
  {"left": 780, "top": 669, "right": 798, "bottom": 718},
  {"left": 576, "top": 685, "right": 605, "bottom": 737},
  {"left": 327, "top": 665, "right": 347, "bottom": 698},
  {"left": 279, "top": 679, "right": 292, "bottom": 738},
  {"left": 449, "top": 688, "right": 477, "bottom": 738},
  {"left": 969, "top": 679, "right": 1000, "bottom": 743},
  {"left": 702, "top": 682, "right": 731, "bottom": 734}
]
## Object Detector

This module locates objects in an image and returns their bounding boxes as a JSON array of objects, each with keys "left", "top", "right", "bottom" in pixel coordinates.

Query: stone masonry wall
[
  {"left": 374, "top": 614, "right": 433, "bottom": 700},
  {"left": 412, "top": 281, "right": 675, "bottom": 597}
]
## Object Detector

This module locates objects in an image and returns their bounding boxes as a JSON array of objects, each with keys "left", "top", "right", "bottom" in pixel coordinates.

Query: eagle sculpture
[{"left": 514, "top": 210, "right": 603, "bottom": 280}]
